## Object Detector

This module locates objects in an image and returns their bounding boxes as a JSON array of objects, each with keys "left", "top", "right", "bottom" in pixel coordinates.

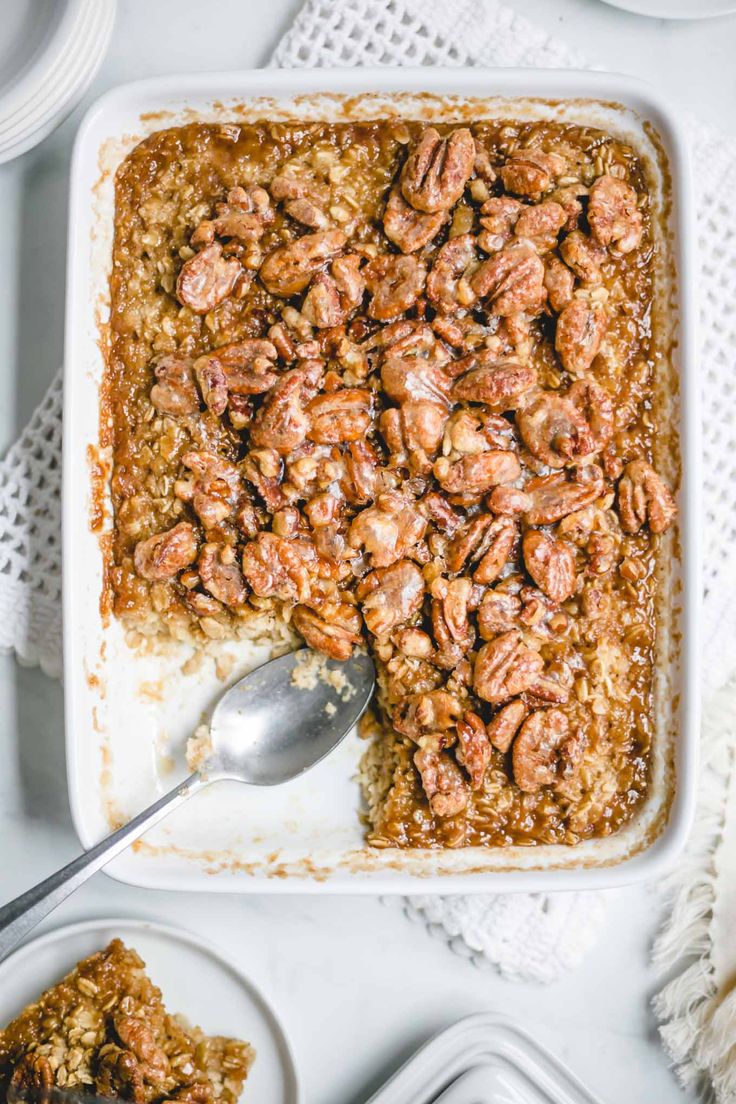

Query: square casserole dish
[{"left": 63, "top": 67, "right": 699, "bottom": 893}]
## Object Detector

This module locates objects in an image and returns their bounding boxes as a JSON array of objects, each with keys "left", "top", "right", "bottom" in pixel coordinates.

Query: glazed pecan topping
[
  {"left": 364, "top": 253, "right": 427, "bottom": 320},
  {"left": 259, "top": 229, "right": 347, "bottom": 296},
  {"left": 470, "top": 240, "right": 546, "bottom": 316},
  {"left": 588, "top": 173, "right": 643, "bottom": 254},
  {"left": 522, "top": 531, "right": 577, "bottom": 603},
  {"left": 400, "top": 127, "right": 475, "bottom": 214},
  {"left": 414, "top": 746, "right": 469, "bottom": 817},
  {"left": 555, "top": 299, "right": 607, "bottom": 376},
  {"left": 456, "top": 710, "right": 492, "bottom": 789},
  {"left": 134, "top": 522, "right": 198, "bottom": 582},
  {"left": 358, "top": 559, "right": 425, "bottom": 637},
  {"left": 486, "top": 699, "right": 527, "bottom": 753},
  {"left": 383, "top": 185, "right": 447, "bottom": 253},
  {"left": 291, "top": 602, "right": 362, "bottom": 661},
  {"left": 618, "top": 460, "right": 677, "bottom": 534},
  {"left": 450, "top": 352, "right": 537, "bottom": 410},
  {"left": 473, "top": 630, "right": 544, "bottom": 704},
  {"left": 150, "top": 354, "right": 199, "bottom": 416},
  {"left": 512, "top": 708, "right": 585, "bottom": 793},
  {"left": 176, "top": 243, "right": 242, "bottom": 314},
  {"left": 499, "top": 147, "right": 565, "bottom": 199}
]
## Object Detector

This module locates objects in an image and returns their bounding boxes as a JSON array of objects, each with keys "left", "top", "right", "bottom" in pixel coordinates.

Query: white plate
[
  {"left": 599, "top": 0, "right": 736, "bottom": 16},
  {"left": 367, "top": 1014, "right": 602, "bottom": 1104},
  {"left": 0, "top": 0, "right": 115, "bottom": 163},
  {"left": 63, "top": 67, "right": 699, "bottom": 894},
  {"left": 0, "top": 918, "right": 301, "bottom": 1104}
]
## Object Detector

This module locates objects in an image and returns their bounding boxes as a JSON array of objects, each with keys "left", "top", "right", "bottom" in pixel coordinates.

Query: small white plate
[
  {"left": 0, "top": 917, "right": 301, "bottom": 1104},
  {"left": 599, "top": 0, "right": 736, "bottom": 18}
]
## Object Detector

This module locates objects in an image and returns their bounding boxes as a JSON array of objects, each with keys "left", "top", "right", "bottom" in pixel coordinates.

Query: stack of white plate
[
  {"left": 368, "top": 1014, "right": 602, "bottom": 1104},
  {"left": 0, "top": 0, "right": 115, "bottom": 164}
]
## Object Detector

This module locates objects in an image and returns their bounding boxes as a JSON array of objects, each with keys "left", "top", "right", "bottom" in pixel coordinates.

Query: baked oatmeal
[
  {"left": 105, "top": 117, "right": 677, "bottom": 849},
  {"left": 0, "top": 939, "right": 254, "bottom": 1102}
]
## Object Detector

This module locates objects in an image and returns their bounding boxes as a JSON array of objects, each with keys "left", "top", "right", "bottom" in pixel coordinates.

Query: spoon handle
[{"left": 0, "top": 772, "right": 203, "bottom": 964}]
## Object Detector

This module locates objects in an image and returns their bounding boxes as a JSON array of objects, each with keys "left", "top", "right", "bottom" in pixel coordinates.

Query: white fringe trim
[{"left": 652, "top": 683, "right": 736, "bottom": 1102}]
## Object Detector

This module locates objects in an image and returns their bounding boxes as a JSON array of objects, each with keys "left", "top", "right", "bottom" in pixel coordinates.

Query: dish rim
[{"left": 62, "top": 65, "right": 700, "bottom": 893}]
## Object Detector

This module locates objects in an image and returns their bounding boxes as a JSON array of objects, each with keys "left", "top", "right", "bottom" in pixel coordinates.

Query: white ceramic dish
[
  {"left": 63, "top": 67, "right": 699, "bottom": 894},
  {"left": 0, "top": 917, "right": 301, "bottom": 1104},
  {"left": 366, "top": 1013, "right": 602, "bottom": 1104},
  {"left": 599, "top": 0, "right": 736, "bottom": 17}
]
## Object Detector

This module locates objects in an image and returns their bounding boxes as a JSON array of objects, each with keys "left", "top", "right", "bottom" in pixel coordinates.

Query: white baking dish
[{"left": 63, "top": 67, "right": 699, "bottom": 893}]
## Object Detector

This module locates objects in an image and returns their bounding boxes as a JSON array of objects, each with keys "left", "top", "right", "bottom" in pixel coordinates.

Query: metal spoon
[{"left": 0, "top": 649, "right": 375, "bottom": 963}]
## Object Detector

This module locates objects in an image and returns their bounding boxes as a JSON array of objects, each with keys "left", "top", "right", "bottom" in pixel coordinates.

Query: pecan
[
  {"left": 470, "top": 241, "right": 546, "bottom": 316},
  {"left": 517, "top": 381, "right": 612, "bottom": 469},
  {"left": 478, "top": 588, "right": 522, "bottom": 638},
  {"left": 198, "top": 542, "right": 247, "bottom": 606},
  {"left": 241, "top": 532, "right": 311, "bottom": 602},
  {"left": 512, "top": 708, "right": 585, "bottom": 793},
  {"left": 95, "top": 1047, "right": 146, "bottom": 1102},
  {"left": 486, "top": 698, "right": 527, "bottom": 753},
  {"left": 302, "top": 254, "right": 366, "bottom": 327},
  {"left": 114, "top": 1014, "right": 169, "bottom": 1082},
  {"left": 400, "top": 127, "right": 475, "bottom": 214},
  {"left": 394, "top": 689, "right": 463, "bottom": 739},
  {"left": 431, "top": 576, "right": 475, "bottom": 654},
  {"left": 588, "top": 174, "right": 643, "bottom": 254},
  {"left": 522, "top": 530, "right": 577, "bottom": 603},
  {"left": 134, "top": 522, "right": 198, "bottom": 581},
  {"left": 434, "top": 450, "right": 521, "bottom": 497},
  {"left": 543, "top": 256, "right": 575, "bottom": 313},
  {"left": 426, "top": 234, "right": 478, "bottom": 313},
  {"left": 270, "top": 171, "right": 331, "bottom": 229},
  {"left": 450, "top": 351, "right": 536, "bottom": 410},
  {"left": 420, "top": 491, "right": 463, "bottom": 534},
  {"left": 618, "top": 460, "right": 677, "bottom": 534},
  {"left": 446, "top": 514, "right": 517, "bottom": 583},
  {"left": 381, "top": 355, "right": 451, "bottom": 406},
  {"left": 456, "top": 710, "right": 492, "bottom": 789},
  {"left": 170, "top": 1085, "right": 214, "bottom": 1104},
  {"left": 380, "top": 400, "right": 448, "bottom": 474},
  {"left": 250, "top": 363, "right": 322, "bottom": 454},
  {"left": 515, "top": 200, "right": 567, "bottom": 253},
  {"left": 343, "top": 439, "right": 382, "bottom": 504},
  {"left": 555, "top": 299, "right": 607, "bottom": 376},
  {"left": 392, "top": 626, "right": 435, "bottom": 659},
  {"left": 348, "top": 492, "right": 426, "bottom": 567},
  {"left": 307, "top": 387, "right": 372, "bottom": 444},
  {"left": 383, "top": 184, "right": 447, "bottom": 253},
  {"left": 292, "top": 602, "right": 362, "bottom": 660},
  {"left": 487, "top": 485, "right": 532, "bottom": 516},
  {"left": 195, "top": 340, "right": 279, "bottom": 414},
  {"left": 149, "top": 354, "right": 199, "bottom": 416},
  {"left": 190, "top": 185, "right": 274, "bottom": 246},
  {"left": 527, "top": 661, "right": 573, "bottom": 705},
  {"left": 559, "top": 230, "right": 606, "bottom": 284},
  {"left": 473, "top": 630, "right": 543, "bottom": 703},
  {"left": 499, "top": 147, "right": 565, "bottom": 198},
  {"left": 176, "top": 242, "right": 242, "bottom": 314},
  {"left": 357, "top": 559, "right": 425, "bottom": 637},
  {"left": 414, "top": 746, "right": 469, "bottom": 817},
  {"left": 241, "top": 448, "right": 285, "bottom": 512},
  {"left": 259, "top": 229, "right": 347, "bottom": 296},
  {"left": 523, "top": 471, "right": 605, "bottom": 525},
  {"left": 364, "top": 253, "right": 427, "bottom": 321},
  {"left": 477, "top": 196, "right": 523, "bottom": 253},
  {"left": 175, "top": 450, "right": 242, "bottom": 527},
  {"left": 9, "top": 1055, "right": 53, "bottom": 1103}
]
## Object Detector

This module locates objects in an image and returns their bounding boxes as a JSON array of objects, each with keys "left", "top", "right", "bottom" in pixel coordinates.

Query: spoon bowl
[
  {"left": 207, "top": 649, "right": 376, "bottom": 785},
  {"left": 0, "top": 648, "right": 375, "bottom": 963}
]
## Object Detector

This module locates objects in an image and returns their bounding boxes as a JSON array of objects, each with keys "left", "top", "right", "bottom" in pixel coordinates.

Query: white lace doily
[{"left": 4, "top": 0, "right": 736, "bottom": 987}]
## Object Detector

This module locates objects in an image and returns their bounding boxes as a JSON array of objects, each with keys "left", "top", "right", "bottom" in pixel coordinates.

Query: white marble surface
[{"left": 1, "top": 0, "right": 730, "bottom": 1100}]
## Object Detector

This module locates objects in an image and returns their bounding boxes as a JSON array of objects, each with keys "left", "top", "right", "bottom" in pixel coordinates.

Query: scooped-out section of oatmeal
[{"left": 106, "top": 117, "right": 676, "bottom": 849}]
